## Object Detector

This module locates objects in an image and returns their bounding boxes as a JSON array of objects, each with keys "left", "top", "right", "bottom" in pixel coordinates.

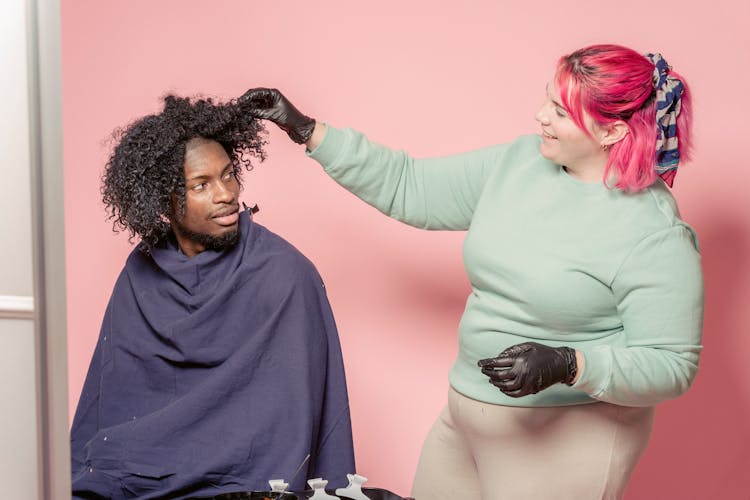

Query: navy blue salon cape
[{"left": 71, "top": 212, "right": 355, "bottom": 499}]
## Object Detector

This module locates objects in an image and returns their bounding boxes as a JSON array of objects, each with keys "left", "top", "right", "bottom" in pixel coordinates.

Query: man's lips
[{"left": 211, "top": 206, "right": 239, "bottom": 226}]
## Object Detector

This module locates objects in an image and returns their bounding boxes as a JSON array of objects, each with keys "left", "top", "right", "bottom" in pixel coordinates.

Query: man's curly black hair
[{"left": 101, "top": 94, "right": 267, "bottom": 248}]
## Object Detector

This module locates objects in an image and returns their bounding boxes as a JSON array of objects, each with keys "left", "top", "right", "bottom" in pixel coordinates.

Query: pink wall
[{"left": 62, "top": 1, "right": 750, "bottom": 498}]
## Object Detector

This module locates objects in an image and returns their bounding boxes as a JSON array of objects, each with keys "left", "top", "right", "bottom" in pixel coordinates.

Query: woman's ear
[{"left": 600, "top": 120, "right": 629, "bottom": 147}]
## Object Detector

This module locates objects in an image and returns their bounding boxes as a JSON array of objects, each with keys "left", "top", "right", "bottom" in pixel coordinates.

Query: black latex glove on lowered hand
[
  {"left": 240, "top": 88, "right": 315, "bottom": 144},
  {"left": 478, "top": 342, "right": 578, "bottom": 397}
]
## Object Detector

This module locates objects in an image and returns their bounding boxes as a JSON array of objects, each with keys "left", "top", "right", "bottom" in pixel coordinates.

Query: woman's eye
[{"left": 555, "top": 108, "right": 567, "bottom": 118}]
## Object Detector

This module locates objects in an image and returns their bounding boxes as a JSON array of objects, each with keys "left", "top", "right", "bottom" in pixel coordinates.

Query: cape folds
[{"left": 71, "top": 212, "right": 355, "bottom": 499}]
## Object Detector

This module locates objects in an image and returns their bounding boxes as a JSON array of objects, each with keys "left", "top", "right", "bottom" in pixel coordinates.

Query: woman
[{"left": 242, "top": 44, "right": 704, "bottom": 499}]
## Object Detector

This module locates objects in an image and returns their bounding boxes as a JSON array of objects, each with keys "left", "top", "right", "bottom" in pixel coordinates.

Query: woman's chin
[{"left": 538, "top": 143, "right": 556, "bottom": 161}]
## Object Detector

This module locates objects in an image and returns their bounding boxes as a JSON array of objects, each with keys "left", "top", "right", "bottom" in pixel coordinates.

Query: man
[{"left": 70, "top": 94, "right": 355, "bottom": 499}]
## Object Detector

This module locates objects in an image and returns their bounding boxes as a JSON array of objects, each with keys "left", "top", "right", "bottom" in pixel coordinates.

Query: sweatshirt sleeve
[
  {"left": 307, "top": 125, "right": 503, "bottom": 230},
  {"left": 573, "top": 224, "right": 704, "bottom": 406}
]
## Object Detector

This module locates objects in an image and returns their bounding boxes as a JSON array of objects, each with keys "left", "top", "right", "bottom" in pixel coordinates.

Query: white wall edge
[{"left": 0, "top": 295, "right": 35, "bottom": 319}]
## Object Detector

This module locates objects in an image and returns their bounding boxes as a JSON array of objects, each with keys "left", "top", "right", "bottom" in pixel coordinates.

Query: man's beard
[{"left": 173, "top": 221, "right": 240, "bottom": 253}]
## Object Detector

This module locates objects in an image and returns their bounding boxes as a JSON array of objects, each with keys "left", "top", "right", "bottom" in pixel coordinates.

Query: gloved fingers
[
  {"left": 240, "top": 87, "right": 278, "bottom": 106},
  {"left": 491, "top": 372, "right": 524, "bottom": 390},
  {"left": 239, "top": 88, "right": 281, "bottom": 119},
  {"left": 498, "top": 342, "right": 536, "bottom": 358},
  {"left": 477, "top": 356, "right": 514, "bottom": 369},
  {"left": 499, "top": 386, "right": 532, "bottom": 398},
  {"left": 481, "top": 364, "right": 513, "bottom": 381}
]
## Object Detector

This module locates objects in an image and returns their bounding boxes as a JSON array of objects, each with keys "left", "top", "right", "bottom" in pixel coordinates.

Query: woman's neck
[{"left": 563, "top": 151, "right": 609, "bottom": 183}]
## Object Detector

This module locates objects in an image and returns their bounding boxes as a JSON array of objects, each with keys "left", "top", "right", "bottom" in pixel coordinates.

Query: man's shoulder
[
  {"left": 122, "top": 243, "right": 157, "bottom": 273},
  {"left": 247, "top": 222, "right": 321, "bottom": 280}
]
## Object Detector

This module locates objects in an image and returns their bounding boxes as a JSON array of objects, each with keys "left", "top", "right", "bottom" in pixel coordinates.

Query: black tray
[{"left": 194, "top": 486, "right": 412, "bottom": 500}]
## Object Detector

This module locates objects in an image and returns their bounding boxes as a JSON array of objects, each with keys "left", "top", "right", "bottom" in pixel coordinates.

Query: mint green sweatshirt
[{"left": 308, "top": 125, "right": 704, "bottom": 407}]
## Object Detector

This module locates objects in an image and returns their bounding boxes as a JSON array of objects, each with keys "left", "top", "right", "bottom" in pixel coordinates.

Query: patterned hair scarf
[{"left": 646, "top": 53, "right": 684, "bottom": 187}]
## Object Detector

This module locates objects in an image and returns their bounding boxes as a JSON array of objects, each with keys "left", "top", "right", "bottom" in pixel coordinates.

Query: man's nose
[{"left": 213, "top": 181, "right": 236, "bottom": 203}]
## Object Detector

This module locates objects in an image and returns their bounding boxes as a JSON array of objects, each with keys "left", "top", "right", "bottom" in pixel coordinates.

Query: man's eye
[
  {"left": 223, "top": 172, "right": 233, "bottom": 181},
  {"left": 192, "top": 183, "right": 206, "bottom": 191}
]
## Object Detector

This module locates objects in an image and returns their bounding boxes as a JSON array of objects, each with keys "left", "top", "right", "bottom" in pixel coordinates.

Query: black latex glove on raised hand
[
  {"left": 478, "top": 342, "right": 578, "bottom": 397},
  {"left": 240, "top": 88, "right": 315, "bottom": 144}
]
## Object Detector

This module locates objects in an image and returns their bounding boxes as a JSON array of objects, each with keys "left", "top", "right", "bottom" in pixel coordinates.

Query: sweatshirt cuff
[
  {"left": 306, "top": 123, "right": 345, "bottom": 168},
  {"left": 571, "top": 345, "right": 612, "bottom": 399}
]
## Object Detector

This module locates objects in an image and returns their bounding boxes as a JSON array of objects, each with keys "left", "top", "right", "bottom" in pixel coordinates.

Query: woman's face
[{"left": 535, "top": 77, "right": 602, "bottom": 169}]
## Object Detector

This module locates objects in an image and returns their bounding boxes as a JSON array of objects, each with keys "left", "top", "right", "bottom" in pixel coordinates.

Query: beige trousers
[{"left": 411, "top": 387, "right": 654, "bottom": 500}]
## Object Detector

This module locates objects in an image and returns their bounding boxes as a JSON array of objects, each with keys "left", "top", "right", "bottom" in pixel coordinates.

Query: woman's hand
[
  {"left": 240, "top": 88, "right": 316, "bottom": 145},
  {"left": 478, "top": 342, "right": 578, "bottom": 397}
]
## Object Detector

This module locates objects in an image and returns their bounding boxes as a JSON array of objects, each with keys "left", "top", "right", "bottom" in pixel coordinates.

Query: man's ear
[{"left": 600, "top": 120, "right": 629, "bottom": 148}]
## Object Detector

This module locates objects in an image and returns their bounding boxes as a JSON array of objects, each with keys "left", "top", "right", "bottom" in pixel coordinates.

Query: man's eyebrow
[{"left": 186, "top": 162, "right": 233, "bottom": 182}]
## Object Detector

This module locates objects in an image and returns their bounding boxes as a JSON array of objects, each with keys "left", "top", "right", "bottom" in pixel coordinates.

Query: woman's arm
[
  {"left": 306, "top": 121, "right": 327, "bottom": 152},
  {"left": 244, "top": 88, "right": 505, "bottom": 231},
  {"left": 573, "top": 225, "right": 704, "bottom": 406},
  {"left": 306, "top": 124, "right": 502, "bottom": 230}
]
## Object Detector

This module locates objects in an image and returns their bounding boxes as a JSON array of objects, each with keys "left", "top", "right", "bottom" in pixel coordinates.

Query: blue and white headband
[{"left": 646, "top": 53, "right": 684, "bottom": 187}]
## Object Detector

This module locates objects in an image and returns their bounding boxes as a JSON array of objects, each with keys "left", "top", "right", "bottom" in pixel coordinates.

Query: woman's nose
[{"left": 535, "top": 106, "right": 549, "bottom": 125}]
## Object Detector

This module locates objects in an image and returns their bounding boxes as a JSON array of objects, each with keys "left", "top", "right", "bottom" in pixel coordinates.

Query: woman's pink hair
[{"left": 555, "top": 44, "right": 693, "bottom": 192}]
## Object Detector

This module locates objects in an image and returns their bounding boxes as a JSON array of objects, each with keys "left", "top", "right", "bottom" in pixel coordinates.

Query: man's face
[{"left": 170, "top": 138, "right": 241, "bottom": 257}]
